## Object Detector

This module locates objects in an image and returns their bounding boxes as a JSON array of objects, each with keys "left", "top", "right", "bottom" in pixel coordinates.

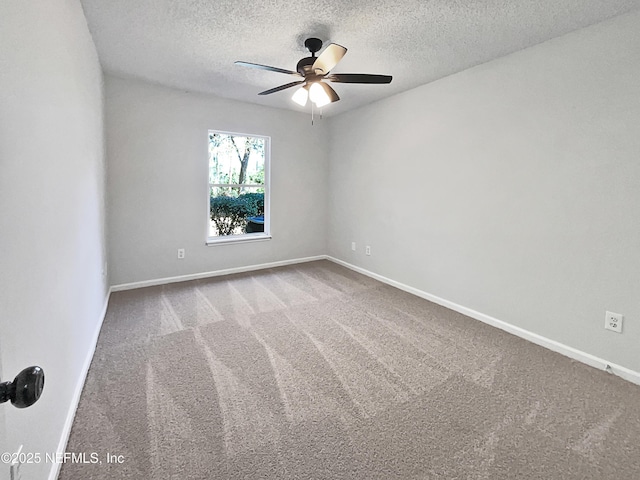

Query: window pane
[
  {"left": 209, "top": 186, "right": 265, "bottom": 237},
  {"left": 209, "top": 133, "right": 265, "bottom": 186}
]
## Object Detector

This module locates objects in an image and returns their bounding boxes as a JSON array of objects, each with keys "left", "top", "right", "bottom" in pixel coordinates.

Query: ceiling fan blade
[
  {"left": 319, "top": 82, "right": 340, "bottom": 103},
  {"left": 312, "top": 43, "right": 347, "bottom": 74},
  {"left": 326, "top": 74, "right": 392, "bottom": 84},
  {"left": 258, "top": 80, "right": 305, "bottom": 95},
  {"left": 235, "top": 61, "right": 301, "bottom": 76}
]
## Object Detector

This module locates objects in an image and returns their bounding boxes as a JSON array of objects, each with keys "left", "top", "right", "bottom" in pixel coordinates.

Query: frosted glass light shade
[
  {"left": 309, "top": 82, "right": 330, "bottom": 107},
  {"left": 292, "top": 86, "right": 308, "bottom": 106}
]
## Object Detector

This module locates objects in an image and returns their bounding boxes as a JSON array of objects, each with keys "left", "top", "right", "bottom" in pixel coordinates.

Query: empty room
[{"left": 2, "top": 0, "right": 640, "bottom": 479}]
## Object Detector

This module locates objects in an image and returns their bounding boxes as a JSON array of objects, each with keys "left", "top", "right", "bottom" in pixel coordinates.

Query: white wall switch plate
[
  {"left": 177, "top": 248, "right": 185, "bottom": 259},
  {"left": 605, "top": 311, "right": 623, "bottom": 333},
  {"left": 365, "top": 246, "right": 371, "bottom": 256},
  {"left": 351, "top": 242, "right": 356, "bottom": 251}
]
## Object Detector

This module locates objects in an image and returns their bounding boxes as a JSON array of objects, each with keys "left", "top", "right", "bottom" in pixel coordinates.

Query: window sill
[{"left": 206, "top": 233, "right": 272, "bottom": 246}]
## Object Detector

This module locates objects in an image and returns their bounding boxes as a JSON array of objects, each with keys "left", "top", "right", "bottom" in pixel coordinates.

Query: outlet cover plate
[{"left": 605, "top": 311, "right": 623, "bottom": 333}]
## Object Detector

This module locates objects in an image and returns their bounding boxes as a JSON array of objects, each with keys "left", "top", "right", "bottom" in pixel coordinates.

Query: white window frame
[{"left": 206, "top": 129, "right": 271, "bottom": 246}]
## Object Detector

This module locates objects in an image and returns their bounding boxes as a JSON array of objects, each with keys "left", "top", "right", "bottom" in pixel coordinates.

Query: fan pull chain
[{"left": 310, "top": 104, "right": 323, "bottom": 126}]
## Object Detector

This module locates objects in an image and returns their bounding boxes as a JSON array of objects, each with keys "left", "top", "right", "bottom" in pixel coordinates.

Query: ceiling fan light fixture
[
  {"left": 236, "top": 37, "right": 392, "bottom": 118},
  {"left": 309, "top": 82, "right": 331, "bottom": 107},
  {"left": 292, "top": 86, "right": 308, "bottom": 106}
]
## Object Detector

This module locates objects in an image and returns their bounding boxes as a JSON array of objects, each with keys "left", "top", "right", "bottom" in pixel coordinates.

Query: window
[{"left": 207, "top": 130, "right": 270, "bottom": 244}]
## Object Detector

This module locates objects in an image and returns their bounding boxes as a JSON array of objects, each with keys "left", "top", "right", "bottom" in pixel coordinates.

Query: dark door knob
[{"left": 0, "top": 366, "right": 45, "bottom": 408}]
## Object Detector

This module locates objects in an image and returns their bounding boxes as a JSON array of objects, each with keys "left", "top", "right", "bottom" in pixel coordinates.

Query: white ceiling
[{"left": 80, "top": 0, "right": 640, "bottom": 117}]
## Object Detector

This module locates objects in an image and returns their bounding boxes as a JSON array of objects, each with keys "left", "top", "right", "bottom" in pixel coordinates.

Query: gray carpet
[{"left": 60, "top": 260, "right": 640, "bottom": 479}]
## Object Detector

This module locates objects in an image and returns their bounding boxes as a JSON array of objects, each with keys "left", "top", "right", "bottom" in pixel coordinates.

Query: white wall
[
  {"left": 106, "top": 76, "right": 328, "bottom": 286},
  {"left": 0, "top": 1, "right": 107, "bottom": 478},
  {"left": 328, "top": 10, "right": 640, "bottom": 373}
]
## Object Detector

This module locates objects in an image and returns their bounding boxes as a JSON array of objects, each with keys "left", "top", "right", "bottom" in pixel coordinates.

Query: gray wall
[
  {"left": 106, "top": 76, "right": 329, "bottom": 286},
  {"left": 327, "top": 10, "right": 640, "bottom": 372},
  {"left": 0, "top": 1, "right": 108, "bottom": 478}
]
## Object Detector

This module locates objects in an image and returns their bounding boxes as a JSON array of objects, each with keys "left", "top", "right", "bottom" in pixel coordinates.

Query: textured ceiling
[{"left": 80, "top": 0, "right": 640, "bottom": 116}]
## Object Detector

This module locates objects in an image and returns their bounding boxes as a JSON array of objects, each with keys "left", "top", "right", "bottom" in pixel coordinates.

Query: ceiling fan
[{"left": 235, "top": 38, "right": 392, "bottom": 108}]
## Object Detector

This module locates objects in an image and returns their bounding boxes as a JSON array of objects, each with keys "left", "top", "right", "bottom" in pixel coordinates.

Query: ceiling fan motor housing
[
  {"left": 297, "top": 38, "right": 324, "bottom": 75},
  {"left": 296, "top": 56, "right": 316, "bottom": 75}
]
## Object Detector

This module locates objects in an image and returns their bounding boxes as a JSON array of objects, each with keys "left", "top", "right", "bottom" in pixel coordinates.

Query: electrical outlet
[
  {"left": 365, "top": 246, "right": 371, "bottom": 256},
  {"left": 605, "top": 311, "right": 623, "bottom": 333},
  {"left": 351, "top": 242, "right": 356, "bottom": 251},
  {"left": 177, "top": 248, "right": 185, "bottom": 259}
]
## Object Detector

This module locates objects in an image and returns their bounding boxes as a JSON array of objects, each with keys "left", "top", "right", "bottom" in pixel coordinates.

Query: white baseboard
[
  {"left": 110, "top": 255, "right": 327, "bottom": 292},
  {"left": 49, "top": 287, "right": 112, "bottom": 480},
  {"left": 327, "top": 256, "right": 640, "bottom": 387}
]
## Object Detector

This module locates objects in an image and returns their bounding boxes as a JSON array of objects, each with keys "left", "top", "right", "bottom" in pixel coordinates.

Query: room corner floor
[{"left": 60, "top": 260, "right": 640, "bottom": 479}]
